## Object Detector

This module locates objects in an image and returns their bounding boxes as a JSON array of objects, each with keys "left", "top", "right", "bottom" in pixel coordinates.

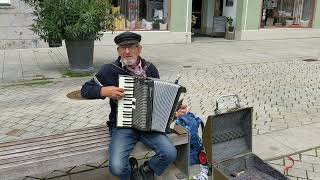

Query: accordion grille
[{"left": 152, "top": 81, "right": 180, "bottom": 132}]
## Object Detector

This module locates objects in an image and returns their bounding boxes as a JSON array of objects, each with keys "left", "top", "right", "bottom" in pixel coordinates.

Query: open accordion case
[{"left": 202, "top": 94, "right": 288, "bottom": 180}]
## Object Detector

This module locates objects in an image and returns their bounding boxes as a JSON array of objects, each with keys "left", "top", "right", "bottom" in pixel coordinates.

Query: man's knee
[
  {"left": 161, "top": 145, "right": 177, "bottom": 163},
  {"left": 109, "top": 160, "right": 130, "bottom": 177}
]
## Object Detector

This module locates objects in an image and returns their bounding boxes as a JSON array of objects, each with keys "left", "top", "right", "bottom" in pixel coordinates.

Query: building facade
[
  {"left": 1, "top": 0, "right": 320, "bottom": 49},
  {"left": 193, "top": 0, "right": 320, "bottom": 40},
  {"left": 0, "top": 0, "right": 192, "bottom": 49}
]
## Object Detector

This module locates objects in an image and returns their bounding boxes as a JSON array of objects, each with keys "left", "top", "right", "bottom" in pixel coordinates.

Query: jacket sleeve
[{"left": 81, "top": 65, "right": 112, "bottom": 99}]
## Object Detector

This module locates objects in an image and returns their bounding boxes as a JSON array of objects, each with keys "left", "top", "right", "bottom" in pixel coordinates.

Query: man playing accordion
[{"left": 81, "top": 31, "right": 187, "bottom": 180}]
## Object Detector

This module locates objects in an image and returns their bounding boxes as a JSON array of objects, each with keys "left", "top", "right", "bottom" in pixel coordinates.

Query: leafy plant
[
  {"left": 23, "top": 0, "right": 115, "bottom": 43},
  {"left": 152, "top": 18, "right": 164, "bottom": 29},
  {"left": 191, "top": 15, "right": 197, "bottom": 27},
  {"left": 226, "top": 16, "right": 234, "bottom": 26}
]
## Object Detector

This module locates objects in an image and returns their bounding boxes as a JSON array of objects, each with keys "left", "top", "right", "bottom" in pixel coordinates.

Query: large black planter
[{"left": 65, "top": 39, "right": 94, "bottom": 72}]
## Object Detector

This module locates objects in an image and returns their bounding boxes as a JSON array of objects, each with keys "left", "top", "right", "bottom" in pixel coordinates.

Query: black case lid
[{"left": 210, "top": 107, "right": 253, "bottom": 163}]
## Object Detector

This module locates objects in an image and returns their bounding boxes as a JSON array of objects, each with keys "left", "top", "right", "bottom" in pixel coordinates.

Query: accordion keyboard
[{"left": 117, "top": 76, "right": 135, "bottom": 127}]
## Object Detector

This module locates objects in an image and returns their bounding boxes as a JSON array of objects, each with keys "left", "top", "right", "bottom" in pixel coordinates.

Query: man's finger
[{"left": 117, "top": 88, "right": 124, "bottom": 92}]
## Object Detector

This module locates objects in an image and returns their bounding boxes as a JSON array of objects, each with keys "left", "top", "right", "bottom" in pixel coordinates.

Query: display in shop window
[
  {"left": 112, "top": 0, "right": 169, "bottom": 31},
  {"left": 261, "top": 0, "right": 314, "bottom": 28}
]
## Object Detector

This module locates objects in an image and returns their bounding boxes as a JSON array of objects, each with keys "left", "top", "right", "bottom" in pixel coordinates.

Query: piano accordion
[{"left": 117, "top": 75, "right": 186, "bottom": 133}]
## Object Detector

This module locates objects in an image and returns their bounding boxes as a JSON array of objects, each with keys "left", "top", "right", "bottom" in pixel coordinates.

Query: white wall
[
  {"left": 0, "top": 0, "right": 47, "bottom": 49},
  {"left": 222, "top": 0, "right": 237, "bottom": 26}
]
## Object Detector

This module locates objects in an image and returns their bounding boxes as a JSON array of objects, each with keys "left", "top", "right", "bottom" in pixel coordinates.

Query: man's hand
[
  {"left": 100, "top": 86, "right": 125, "bottom": 100},
  {"left": 175, "top": 105, "right": 188, "bottom": 118}
]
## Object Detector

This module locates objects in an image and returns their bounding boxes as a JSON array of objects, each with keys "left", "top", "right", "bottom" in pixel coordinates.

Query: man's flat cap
[{"left": 114, "top": 31, "right": 141, "bottom": 45}]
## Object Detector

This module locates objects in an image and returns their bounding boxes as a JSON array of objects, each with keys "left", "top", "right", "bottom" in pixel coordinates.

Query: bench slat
[
  {"left": 0, "top": 132, "right": 109, "bottom": 156},
  {"left": 0, "top": 126, "right": 108, "bottom": 150},
  {"left": 0, "top": 142, "right": 109, "bottom": 166},
  {"left": 0, "top": 136, "right": 111, "bottom": 163}
]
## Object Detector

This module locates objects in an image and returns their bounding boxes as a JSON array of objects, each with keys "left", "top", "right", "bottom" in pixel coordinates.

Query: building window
[
  {"left": 112, "top": 0, "right": 169, "bottom": 31},
  {"left": 260, "top": 0, "right": 315, "bottom": 28},
  {"left": 0, "top": 0, "right": 11, "bottom": 6}
]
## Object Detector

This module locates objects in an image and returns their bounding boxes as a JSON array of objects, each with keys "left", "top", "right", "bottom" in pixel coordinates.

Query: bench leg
[{"left": 173, "top": 143, "right": 190, "bottom": 179}]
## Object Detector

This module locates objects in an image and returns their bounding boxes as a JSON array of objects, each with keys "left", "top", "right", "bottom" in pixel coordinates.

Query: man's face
[{"left": 117, "top": 43, "right": 142, "bottom": 66}]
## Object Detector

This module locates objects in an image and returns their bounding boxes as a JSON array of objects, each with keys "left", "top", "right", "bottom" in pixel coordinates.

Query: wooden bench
[{"left": 0, "top": 125, "right": 190, "bottom": 180}]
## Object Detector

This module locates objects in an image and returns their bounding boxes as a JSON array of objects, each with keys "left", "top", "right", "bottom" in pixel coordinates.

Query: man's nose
[{"left": 124, "top": 48, "right": 130, "bottom": 53}]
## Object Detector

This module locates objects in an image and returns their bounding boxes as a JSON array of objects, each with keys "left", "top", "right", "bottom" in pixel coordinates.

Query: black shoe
[
  {"left": 139, "top": 161, "right": 155, "bottom": 180},
  {"left": 129, "top": 157, "right": 143, "bottom": 180}
]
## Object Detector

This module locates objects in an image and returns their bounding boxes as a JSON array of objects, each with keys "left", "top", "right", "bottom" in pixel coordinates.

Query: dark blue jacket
[{"left": 81, "top": 58, "right": 160, "bottom": 129}]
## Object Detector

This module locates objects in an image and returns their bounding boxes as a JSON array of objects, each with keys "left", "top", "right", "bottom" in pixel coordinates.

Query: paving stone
[
  {"left": 301, "top": 155, "right": 320, "bottom": 165},
  {"left": 36, "top": 127, "right": 55, "bottom": 134},
  {"left": 307, "top": 171, "right": 320, "bottom": 180},
  {"left": 18, "top": 119, "right": 34, "bottom": 125},
  {"left": 52, "top": 124, "right": 70, "bottom": 131},
  {"left": 42, "top": 122, "right": 60, "bottom": 129},
  {"left": 33, "top": 116, "right": 51, "bottom": 121},
  {"left": 29, "top": 120, "right": 48, "bottom": 127},
  {"left": 314, "top": 164, "right": 320, "bottom": 173},
  {"left": 10, "top": 123, "right": 29, "bottom": 129},
  {"left": 291, "top": 161, "right": 315, "bottom": 171},
  {"left": 287, "top": 168, "right": 307, "bottom": 179},
  {"left": 70, "top": 122, "right": 88, "bottom": 128},
  {"left": 56, "top": 120, "right": 74, "bottom": 126},
  {"left": 6, "top": 117, "right": 23, "bottom": 123},
  {"left": 47, "top": 117, "right": 63, "bottom": 123},
  {"left": 1, "top": 122, "right": 16, "bottom": 128},
  {"left": 301, "top": 149, "right": 318, "bottom": 157}
]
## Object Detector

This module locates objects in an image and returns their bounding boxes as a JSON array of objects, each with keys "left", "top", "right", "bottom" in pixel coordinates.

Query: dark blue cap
[{"left": 114, "top": 31, "right": 141, "bottom": 45}]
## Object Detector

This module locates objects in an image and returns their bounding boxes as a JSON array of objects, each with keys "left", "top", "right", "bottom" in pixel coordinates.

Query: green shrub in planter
[
  {"left": 24, "top": 0, "right": 114, "bottom": 42},
  {"left": 23, "top": 0, "right": 115, "bottom": 71}
]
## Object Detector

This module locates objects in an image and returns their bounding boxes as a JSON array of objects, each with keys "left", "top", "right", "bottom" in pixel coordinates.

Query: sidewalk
[
  {"left": 1, "top": 38, "right": 319, "bottom": 84},
  {"left": 1, "top": 37, "right": 320, "bottom": 179}
]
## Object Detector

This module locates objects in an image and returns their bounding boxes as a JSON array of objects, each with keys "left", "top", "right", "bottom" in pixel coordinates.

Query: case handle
[{"left": 214, "top": 94, "right": 240, "bottom": 113}]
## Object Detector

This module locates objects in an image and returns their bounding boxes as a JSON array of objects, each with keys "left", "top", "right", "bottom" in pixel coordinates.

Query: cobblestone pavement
[
  {"left": 269, "top": 146, "right": 320, "bottom": 180},
  {"left": 1, "top": 60, "right": 320, "bottom": 142},
  {"left": 1, "top": 38, "right": 320, "bottom": 179}
]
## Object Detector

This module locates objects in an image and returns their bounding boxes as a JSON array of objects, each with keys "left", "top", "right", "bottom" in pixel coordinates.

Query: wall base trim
[{"left": 236, "top": 28, "right": 320, "bottom": 40}]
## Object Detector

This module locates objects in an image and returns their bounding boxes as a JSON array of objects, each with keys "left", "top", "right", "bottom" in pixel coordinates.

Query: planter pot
[
  {"left": 48, "top": 39, "right": 62, "bottom": 47},
  {"left": 228, "top": 26, "right": 234, "bottom": 32},
  {"left": 65, "top": 39, "right": 94, "bottom": 72},
  {"left": 152, "top": 23, "right": 160, "bottom": 30},
  {"left": 286, "top": 20, "right": 294, "bottom": 26},
  {"left": 300, "top": 20, "right": 310, "bottom": 27}
]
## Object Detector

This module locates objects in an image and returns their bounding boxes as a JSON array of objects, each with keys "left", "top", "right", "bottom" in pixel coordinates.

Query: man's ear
[
  {"left": 117, "top": 47, "right": 121, "bottom": 56},
  {"left": 138, "top": 44, "right": 142, "bottom": 53}
]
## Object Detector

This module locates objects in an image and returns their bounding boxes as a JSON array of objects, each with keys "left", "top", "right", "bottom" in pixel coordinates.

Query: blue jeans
[{"left": 108, "top": 128, "right": 177, "bottom": 180}]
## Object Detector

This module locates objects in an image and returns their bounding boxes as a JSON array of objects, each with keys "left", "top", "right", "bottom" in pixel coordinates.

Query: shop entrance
[{"left": 192, "top": 0, "right": 224, "bottom": 38}]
